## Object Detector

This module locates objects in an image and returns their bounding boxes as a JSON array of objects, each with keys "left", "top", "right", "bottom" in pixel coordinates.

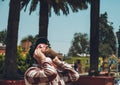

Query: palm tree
[
  {"left": 89, "top": 0, "right": 100, "bottom": 74},
  {"left": 3, "top": 0, "right": 21, "bottom": 79},
  {"left": 21, "top": 0, "right": 90, "bottom": 39},
  {"left": 3, "top": 0, "right": 30, "bottom": 79}
]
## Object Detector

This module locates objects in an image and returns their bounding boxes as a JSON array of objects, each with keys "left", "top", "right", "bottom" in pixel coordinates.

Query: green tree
[
  {"left": 21, "top": 35, "right": 34, "bottom": 44},
  {"left": 68, "top": 32, "right": 89, "bottom": 56},
  {"left": 0, "top": 29, "right": 7, "bottom": 45},
  {"left": 99, "top": 12, "right": 116, "bottom": 58},
  {"left": 17, "top": 46, "right": 31, "bottom": 75}
]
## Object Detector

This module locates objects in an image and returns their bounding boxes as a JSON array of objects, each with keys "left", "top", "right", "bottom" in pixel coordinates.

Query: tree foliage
[
  {"left": 21, "top": 35, "right": 34, "bottom": 44},
  {"left": 21, "top": 0, "right": 90, "bottom": 16},
  {"left": 20, "top": 0, "right": 90, "bottom": 39},
  {"left": 17, "top": 46, "right": 31, "bottom": 75},
  {"left": 99, "top": 12, "right": 116, "bottom": 58},
  {"left": 68, "top": 12, "right": 116, "bottom": 58},
  {"left": 0, "top": 29, "right": 7, "bottom": 45},
  {"left": 0, "top": 55, "right": 5, "bottom": 73},
  {"left": 0, "top": 46, "right": 32, "bottom": 75},
  {"left": 68, "top": 32, "right": 89, "bottom": 56}
]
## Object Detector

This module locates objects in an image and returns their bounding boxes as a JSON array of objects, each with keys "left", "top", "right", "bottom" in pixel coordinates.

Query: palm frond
[
  {"left": 29, "top": 0, "right": 39, "bottom": 15},
  {"left": 21, "top": 0, "right": 30, "bottom": 11},
  {"left": 67, "top": 0, "right": 89, "bottom": 12}
]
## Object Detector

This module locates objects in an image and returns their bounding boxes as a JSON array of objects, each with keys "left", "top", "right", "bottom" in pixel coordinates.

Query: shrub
[{"left": 0, "top": 55, "right": 4, "bottom": 73}]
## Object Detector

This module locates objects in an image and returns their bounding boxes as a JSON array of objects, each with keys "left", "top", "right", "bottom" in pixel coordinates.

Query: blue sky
[{"left": 0, "top": 0, "right": 120, "bottom": 55}]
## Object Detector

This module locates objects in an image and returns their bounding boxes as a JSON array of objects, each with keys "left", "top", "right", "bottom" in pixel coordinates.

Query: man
[{"left": 24, "top": 37, "right": 79, "bottom": 85}]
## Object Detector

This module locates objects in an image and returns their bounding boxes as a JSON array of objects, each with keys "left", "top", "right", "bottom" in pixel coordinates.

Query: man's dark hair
[
  {"left": 29, "top": 37, "right": 48, "bottom": 57},
  {"left": 29, "top": 37, "right": 48, "bottom": 65}
]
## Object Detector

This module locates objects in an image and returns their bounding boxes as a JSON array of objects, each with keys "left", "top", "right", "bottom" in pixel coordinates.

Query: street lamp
[{"left": 116, "top": 28, "right": 120, "bottom": 58}]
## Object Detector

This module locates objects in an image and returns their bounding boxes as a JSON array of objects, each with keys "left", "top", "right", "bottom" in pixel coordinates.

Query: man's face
[{"left": 37, "top": 43, "right": 48, "bottom": 53}]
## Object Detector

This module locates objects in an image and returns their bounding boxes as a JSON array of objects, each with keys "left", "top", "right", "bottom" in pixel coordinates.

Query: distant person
[
  {"left": 74, "top": 62, "right": 78, "bottom": 72},
  {"left": 24, "top": 37, "right": 79, "bottom": 85},
  {"left": 77, "top": 60, "right": 82, "bottom": 73}
]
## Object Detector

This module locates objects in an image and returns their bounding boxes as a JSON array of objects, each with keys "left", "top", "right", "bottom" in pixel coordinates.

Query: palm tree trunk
[
  {"left": 39, "top": 1, "right": 49, "bottom": 39},
  {"left": 3, "top": 0, "right": 20, "bottom": 79},
  {"left": 90, "top": 0, "right": 100, "bottom": 75}
]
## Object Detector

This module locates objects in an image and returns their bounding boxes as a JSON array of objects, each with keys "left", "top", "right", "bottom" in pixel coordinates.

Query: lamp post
[{"left": 116, "top": 28, "right": 120, "bottom": 58}]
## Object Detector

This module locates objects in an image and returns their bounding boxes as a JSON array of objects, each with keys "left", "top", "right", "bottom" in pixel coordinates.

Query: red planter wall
[
  {"left": 0, "top": 76, "right": 114, "bottom": 85},
  {"left": 72, "top": 76, "right": 114, "bottom": 85},
  {"left": 0, "top": 80, "right": 25, "bottom": 85}
]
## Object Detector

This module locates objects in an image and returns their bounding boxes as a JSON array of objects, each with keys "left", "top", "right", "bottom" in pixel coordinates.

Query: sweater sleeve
[
  {"left": 24, "top": 62, "right": 57, "bottom": 84},
  {"left": 57, "top": 61, "right": 79, "bottom": 82}
]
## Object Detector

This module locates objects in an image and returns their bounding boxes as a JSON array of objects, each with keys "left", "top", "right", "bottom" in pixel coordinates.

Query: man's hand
[
  {"left": 34, "top": 47, "right": 46, "bottom": 64},
  {"left": 53, "top": 57, "right": 62, "bottom": 65}
]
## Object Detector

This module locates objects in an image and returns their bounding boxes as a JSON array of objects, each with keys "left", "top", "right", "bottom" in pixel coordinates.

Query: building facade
[{"left": 0, "top": 43, "right": 6, "bottom": 56}]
